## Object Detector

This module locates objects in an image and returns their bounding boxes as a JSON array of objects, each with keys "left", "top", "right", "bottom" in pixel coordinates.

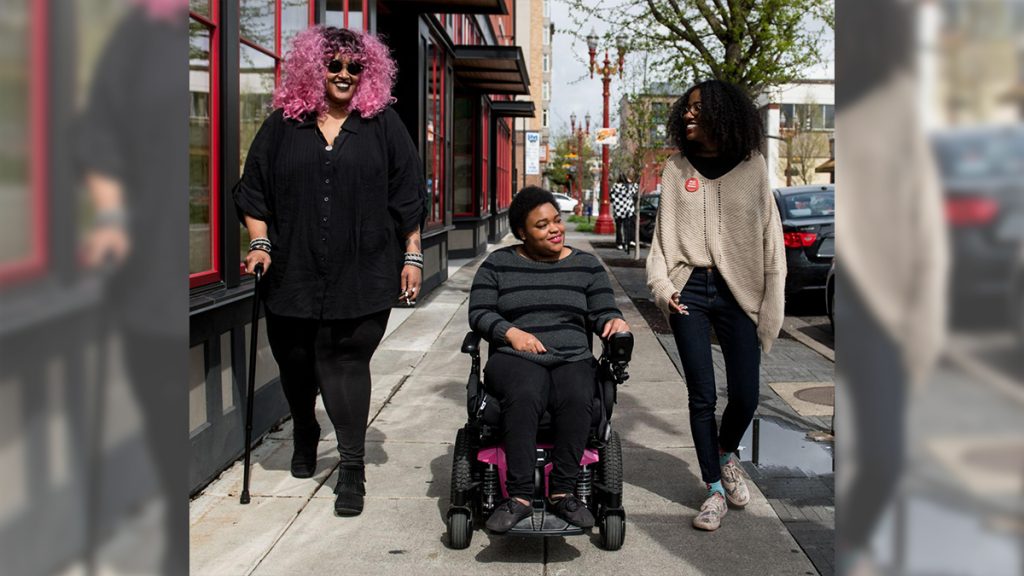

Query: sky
[{"left": 545, "top": 0, "right": 835, "bottom": 141}]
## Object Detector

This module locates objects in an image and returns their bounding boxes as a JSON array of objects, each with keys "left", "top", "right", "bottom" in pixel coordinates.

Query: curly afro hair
[
  {"left": 509, "top": 186, "right": 560, "bottom": 240},
  {"left": 273, "top": 26, "right": 397, "bottom": 120},
  {"left": 666, "top": 79, "right": 764, "bottom": 161}
]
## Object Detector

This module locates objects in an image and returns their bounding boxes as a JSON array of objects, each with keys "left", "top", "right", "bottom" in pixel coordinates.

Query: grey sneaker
[
  {"left": 720, "top": 456, "right": 751, "bottom": 507},
  {"left": 693, "top": 492, "right": 727, "bottom": 531}
]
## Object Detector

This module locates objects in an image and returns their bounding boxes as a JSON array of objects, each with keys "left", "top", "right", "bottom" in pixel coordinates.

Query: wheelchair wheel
[
  {"left": 600, "top": 513, "right": 625, "bottom": 551},
  {"left": 447, "top": 510, "right": 472, "bottom": 549},
  {"left": 451, "top": 427, "right": 475, "bottom": 502},
  {"left": 448, "top": 427, "right": 475, "bottom": 549},
  {"left": 598, "top": 430, "right": 623, "bottom": 496}
]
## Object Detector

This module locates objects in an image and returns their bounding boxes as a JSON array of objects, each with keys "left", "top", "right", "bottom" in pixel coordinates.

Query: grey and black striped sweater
[{"left": 468, "top": 246, "right": 624, "bottom": 367}]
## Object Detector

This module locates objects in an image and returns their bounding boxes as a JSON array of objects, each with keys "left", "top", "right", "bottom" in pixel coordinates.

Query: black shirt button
[
  {"left": 325, "top": 160, "right": 331, "bottom": 165},
  {"left": 325, "top": 178, "right": 330, "bottom": 184},
  {"left": 324, "top": 196, "right": 329, "bottom": 202},
  {"left": 322, "top": 216, "right": 328, "bottom": 222}
]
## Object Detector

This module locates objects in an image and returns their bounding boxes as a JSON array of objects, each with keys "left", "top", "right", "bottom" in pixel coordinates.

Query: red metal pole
[{"left": 594, "top": 51, "right": 615, "bottom": 234}]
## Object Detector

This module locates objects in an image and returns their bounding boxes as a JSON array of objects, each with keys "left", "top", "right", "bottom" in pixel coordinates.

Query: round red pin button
[{"left": 684, "top": 178, "right": 700, "bottom": 192}]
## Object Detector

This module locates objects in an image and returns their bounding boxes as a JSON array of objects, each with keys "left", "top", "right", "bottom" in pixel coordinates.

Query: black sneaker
[
  {"left": 485, "top": 498, "right": 532, "bottom": 533},
  {"left": 547, "top": 494, "right": 595, "bottom": 528}
]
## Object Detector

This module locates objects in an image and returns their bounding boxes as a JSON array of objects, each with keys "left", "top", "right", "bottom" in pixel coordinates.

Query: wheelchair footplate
[{"left": 505, "top": 507, "right": 585, "bottom": 536}]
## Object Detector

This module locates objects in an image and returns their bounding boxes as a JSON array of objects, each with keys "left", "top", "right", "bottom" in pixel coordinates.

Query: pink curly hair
[{"left": 273, "top": 26, "right": 397, "bottom": 120}]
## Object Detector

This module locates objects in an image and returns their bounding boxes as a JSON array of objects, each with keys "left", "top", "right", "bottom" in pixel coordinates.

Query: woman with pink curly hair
[{"left": 234, "top": 26, "right": 425, "bottom": 518}]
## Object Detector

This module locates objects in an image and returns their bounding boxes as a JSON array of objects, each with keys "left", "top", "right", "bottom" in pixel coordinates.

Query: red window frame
[
  {"left": 189, "top": 8, "right": 222, "bottom": 288},
  {"left": 496, "top": 118, "right": 512, "bottom": 211},
  {"left": 425, "top": 41, "right": 447, "bottom": 228},
  {"left": 0, "top": 0, "right": 49, "bottom": 286},
  {"left": 336, "top": 0, "right": 369, "bottom": 30},
  {"left": 480, "top": 102, "right": 490, "bottom": 216}
]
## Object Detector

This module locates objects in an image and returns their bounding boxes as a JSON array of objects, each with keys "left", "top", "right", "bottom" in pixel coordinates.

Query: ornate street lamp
[{"left": 586, "top": 28, "right": 627, "bottom": 234}]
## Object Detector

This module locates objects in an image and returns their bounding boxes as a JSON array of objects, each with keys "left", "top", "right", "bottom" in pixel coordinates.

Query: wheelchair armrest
[
  {"left": 461, "top": 332, "right": 482, "bottom": 355},
  {"left": 601, "top": 331, "right": 634, "bottom": 364}
]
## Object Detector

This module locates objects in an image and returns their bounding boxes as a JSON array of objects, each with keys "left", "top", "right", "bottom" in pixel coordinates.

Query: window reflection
[
  {"left": 240, "top": 0, "right": 276, "bottom": 49},
  {"left": 189, "top": 21, "right": 213, "bottom": 275},
  {"left": 238, "top": 44, "right": 276, "bottom": 262}
]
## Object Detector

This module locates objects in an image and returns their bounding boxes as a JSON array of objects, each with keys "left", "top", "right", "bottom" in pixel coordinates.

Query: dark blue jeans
[{"left": 669, "top": 267, "right": 761, "bottom": 484}]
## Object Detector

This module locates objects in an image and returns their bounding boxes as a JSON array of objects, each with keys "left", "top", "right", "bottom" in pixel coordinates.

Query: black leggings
[
  {"left": 265, "top": 309, "right": 390, "bottom": 468},
  {"left": 484, "top": 353, "right": 596, "bottom": 499},
  {"left": 836, "top": 273, "right": 906, "bottom": 554}
]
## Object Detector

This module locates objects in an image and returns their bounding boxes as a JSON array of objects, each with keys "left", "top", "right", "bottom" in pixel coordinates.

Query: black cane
[{"left": 240, "top": 262, "right": 263, "bottom": 505}]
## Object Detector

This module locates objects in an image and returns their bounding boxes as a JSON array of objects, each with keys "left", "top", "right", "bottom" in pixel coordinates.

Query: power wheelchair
[{"left": 446, "top": 330, "right": 634, "bottom": 550}]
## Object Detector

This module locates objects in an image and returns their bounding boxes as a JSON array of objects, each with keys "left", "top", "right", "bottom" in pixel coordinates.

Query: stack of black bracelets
[{"left": 249, "top": 237, "right": 272, "bottom": 254}]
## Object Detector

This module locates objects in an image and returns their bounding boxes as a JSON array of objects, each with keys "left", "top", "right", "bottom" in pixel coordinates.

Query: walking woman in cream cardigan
[{"left": 646, "top": 80, "right": 786, "bottom": 531}]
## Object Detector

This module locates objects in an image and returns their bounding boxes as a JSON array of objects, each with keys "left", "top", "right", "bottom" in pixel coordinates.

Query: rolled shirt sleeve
[
  {"left": 233, "top": 110, "right": 283, "bottom": 223},
  {"left": 383, "top": 108, "right": 426, "bottom": 237}
]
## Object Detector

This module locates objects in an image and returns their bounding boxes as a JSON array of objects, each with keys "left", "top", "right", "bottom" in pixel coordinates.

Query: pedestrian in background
[
  {"left": 610, "top": 173, "right": 637, "bottom": 251},
  {"left": 646, "top": 79, "right": 785, "bottom": 531},
  {"left": 234, "top": 26, "right": 425, "bottom": 517}
]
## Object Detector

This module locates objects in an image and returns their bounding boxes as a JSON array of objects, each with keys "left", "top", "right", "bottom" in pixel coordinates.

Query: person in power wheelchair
[{"left": 453, "top": 186, "right": 632, "bottom": 547}]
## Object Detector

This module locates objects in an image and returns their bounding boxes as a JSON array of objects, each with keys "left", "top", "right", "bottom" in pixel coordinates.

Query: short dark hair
[
  {"left": 667, "top": 79, "right": 764, "bottom": 161},
  {"left": 509, "top": 186, "right": 559, "bottom": 240}
]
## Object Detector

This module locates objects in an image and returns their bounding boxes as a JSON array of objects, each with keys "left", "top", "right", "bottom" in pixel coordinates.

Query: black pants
[
  {"left": 669, "top": 268, "right": 761, "bottom": 484},
  {"left": 485, "top": 353, "right": 596, "bottom": 499},
  {"left": 265, "top": 309, "right": 390, "bottom": 468},
  {"left": 836, "top": 273, "right": 906, "bottom": 554},
  {"left": 614, "top": 217, "right": 635, "bottom": 246}
]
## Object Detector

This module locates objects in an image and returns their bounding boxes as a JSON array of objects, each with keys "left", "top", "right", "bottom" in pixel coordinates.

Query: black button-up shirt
[{"left": 234, "top": 107, "right": 425, "bottom": 320}]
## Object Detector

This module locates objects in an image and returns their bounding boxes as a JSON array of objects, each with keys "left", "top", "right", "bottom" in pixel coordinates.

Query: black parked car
[
  {"left": 773, "top": 184, "right": 835, "bottom": 298},
  {"left": 637, "top": 193, "right": 659, "bottom": 245},
  {"left": 932, "top": 125, "right": 1024, "bottom": 332}
]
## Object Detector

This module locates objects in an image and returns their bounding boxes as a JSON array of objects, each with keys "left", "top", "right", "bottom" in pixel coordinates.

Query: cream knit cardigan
[{"left": 646, "top": 152, "right": 787, "bottom": 353}]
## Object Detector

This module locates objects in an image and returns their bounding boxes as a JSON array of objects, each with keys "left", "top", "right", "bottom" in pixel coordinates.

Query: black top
[
  {"left": 76, "top": 7, "right": 187, "bottom": 335},
  {"left": 687, "top": 153, "right": 743, "bottom": 180},
  {"left": 234, "top": 107, "right": 425, "bottom": 320}
]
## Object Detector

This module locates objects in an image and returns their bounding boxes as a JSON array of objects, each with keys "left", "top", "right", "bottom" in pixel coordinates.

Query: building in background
[
  {"left": 513, "top": 0, "right": 552, "bottom": 191},
  {"left": 616, "top": 82, "right": 678, "bottom": 194},
  {"left": 757, "top": 80, "right": 835, "bottom": 188},
  {"left": 188, "top": 0, "right": 530, "bottom": 492}
]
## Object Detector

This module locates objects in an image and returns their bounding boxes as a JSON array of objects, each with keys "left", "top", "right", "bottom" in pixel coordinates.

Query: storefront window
[
  {"left": 425, "top": 40, "right": 447, "bottom": 228},
  {"left": 480, "top": 103, "right": 489, "bottom": 216},
  {"left": 239, "top": 0, "right": 276, "bottom": 49},
  {"left": 496, "top": 120, "right": 512, "bottom": 211},
  {"left": 189, "top": 18, "right": 217, "bottom": 283},
  {"left": 452, "top": 96, "right": 473, "bottom": 215},
  {"left": 327, "top": 0, "right": 367, "bottom": 31},
  {"left": 0, "top": 0, "right": 43, "bottom": 284}
]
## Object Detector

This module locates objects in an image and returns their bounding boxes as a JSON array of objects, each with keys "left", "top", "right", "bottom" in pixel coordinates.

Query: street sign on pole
[
  {"left": 525, "top": 132, "right": 540, "bottom": 175},
  {"left": 594, "top": 127, "right": 618, "bottom": 147}
]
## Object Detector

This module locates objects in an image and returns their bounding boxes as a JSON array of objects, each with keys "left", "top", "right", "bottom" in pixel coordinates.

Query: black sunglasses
[{"left": 327, "top": 59, "right": 364, "bottom": 75}]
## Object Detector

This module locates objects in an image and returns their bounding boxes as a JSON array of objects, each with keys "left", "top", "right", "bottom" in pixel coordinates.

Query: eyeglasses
[
  {"left": 327, "top": 59, "right": 365, "bottom": 75},
  {"left": 683, "top": 102, "right": 702, "bottom": 116}
]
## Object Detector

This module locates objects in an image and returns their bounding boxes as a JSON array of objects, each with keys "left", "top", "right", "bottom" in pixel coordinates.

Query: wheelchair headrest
[{"left": 602, "top": 331, "right": 634, "bottom": 364}]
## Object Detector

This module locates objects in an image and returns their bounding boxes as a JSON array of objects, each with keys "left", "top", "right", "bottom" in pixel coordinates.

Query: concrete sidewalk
[{"left": 189, "top": 232, "right": 821, "bottom": 576}]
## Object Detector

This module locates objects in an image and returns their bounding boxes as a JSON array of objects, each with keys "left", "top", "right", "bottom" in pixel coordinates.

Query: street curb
[{"left": 781, "top": 317, "right": 835, "bottom": 363}]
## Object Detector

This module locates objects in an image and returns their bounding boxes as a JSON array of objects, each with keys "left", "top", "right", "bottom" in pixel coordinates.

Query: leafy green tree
[
  {"left": 564, "top": 0, "right": 834, "bottom": 96},
  {"left": 544, "top": 133, "right": 597, "bottom": 195}
]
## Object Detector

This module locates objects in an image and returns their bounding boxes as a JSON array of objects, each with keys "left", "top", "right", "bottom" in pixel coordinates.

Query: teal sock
[
  {"left": 719, "top": 452, "right": 733, "bottom": 466},
  {"left": 707, "top": 480, "right": 725, "bottom": 498}
]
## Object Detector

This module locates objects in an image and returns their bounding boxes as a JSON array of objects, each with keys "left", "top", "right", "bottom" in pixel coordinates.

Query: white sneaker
[
  {"left": 720, "top": 456, "right": 751, "bottom": 507},
  {"left": 692, "top": 492, "right": 727, "bottom": 531}
]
